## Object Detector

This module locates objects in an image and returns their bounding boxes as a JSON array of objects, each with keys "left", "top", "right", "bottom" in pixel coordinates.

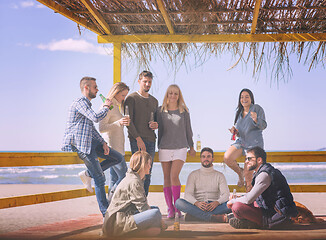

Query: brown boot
[{"left": 211, "top": 214, "right": 227, "bottom": 223}]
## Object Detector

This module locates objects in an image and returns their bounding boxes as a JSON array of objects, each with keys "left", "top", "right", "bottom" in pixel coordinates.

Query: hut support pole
[{"left": 113, "top": 42, "right": 121, "bottom": 84}]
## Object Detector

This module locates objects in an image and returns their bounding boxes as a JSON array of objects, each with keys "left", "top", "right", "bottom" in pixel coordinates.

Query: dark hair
[
  {"left": 247, "top": 146, "right": 266, "bottom": 164},
  {"left": 234, "top": 88, "right": 255, "bottom": 125},
  {"left": 139, "top": 71, "right": 153, "bottom": 80},
  {"left": 200, "top": 147, "right": 214, "bottom": 158}
]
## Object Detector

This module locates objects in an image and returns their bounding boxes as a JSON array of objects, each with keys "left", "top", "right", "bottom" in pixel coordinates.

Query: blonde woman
[
  {"left": 156, "top": 84, "right": 196, "bottom": 219},
  {"left": 99, "top": 82, "right": 130, "bottom": 197},
  {"left": 103, "top": 151, "right": 163, "bottom": 237}
]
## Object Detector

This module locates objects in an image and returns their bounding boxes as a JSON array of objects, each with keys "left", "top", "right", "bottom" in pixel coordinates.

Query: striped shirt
[{"left": 62, "top": 96, "right": 109, "bottom": 154}]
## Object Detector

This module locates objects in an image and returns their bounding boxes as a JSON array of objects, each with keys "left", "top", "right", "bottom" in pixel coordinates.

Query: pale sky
[{"left": 0, "top": 0, "right": 325, "bottom": 152}]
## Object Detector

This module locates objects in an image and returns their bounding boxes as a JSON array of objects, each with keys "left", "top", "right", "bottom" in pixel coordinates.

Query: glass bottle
[
  {"left": 99, "top": 94, "right": 113, "bottom": 110},
  {"left": 174, "top": 214, "right": 180, "bottom": 231},
  {"left": 196, "top": 134, "right": 201, "bottom": 152}
]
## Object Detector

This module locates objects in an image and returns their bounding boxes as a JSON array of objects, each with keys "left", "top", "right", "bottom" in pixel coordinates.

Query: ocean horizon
[{"left": 1, "top": 162, "right": 325, "bottom": 185}]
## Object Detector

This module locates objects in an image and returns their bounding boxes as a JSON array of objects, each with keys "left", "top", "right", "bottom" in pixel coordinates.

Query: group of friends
[{"left": 62, "top": 71, "right": 298, "bottom": 237}]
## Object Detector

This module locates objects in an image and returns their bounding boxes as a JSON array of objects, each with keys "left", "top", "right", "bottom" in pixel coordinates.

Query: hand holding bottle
[
  {"left": 229, "top": 126, "right": 238, "bottom": 140},
  {"left": 99, "top": 93, "right": 113, "bottom": 110},
  {"left": 104, "top": 99, "right": 113, "bottom": 109},
  {"left": 148, "top": 112, "right": 158, "bottom": 130},
  {"left": 119, "top": 117, "right": 130, "bottom": 126}
]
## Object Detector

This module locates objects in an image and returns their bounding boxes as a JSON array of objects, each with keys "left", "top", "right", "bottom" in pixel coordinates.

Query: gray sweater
[
  {"left": 233, "top": 104, "right": 267, "bottom": 149},
  {"left": 156, "top": 106, "right": 194, "bottom": 149}
]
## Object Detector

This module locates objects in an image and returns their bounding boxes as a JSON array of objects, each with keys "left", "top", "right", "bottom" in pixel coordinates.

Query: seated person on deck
[
  {"left": 175, "top": 147, "right": 231, "bottom": 222},
  {"left": 227, "top": 146, "right": 298, "bottom": 229},
  {"left": 102, "top": 151, "right": 164, "bottom": 237}
]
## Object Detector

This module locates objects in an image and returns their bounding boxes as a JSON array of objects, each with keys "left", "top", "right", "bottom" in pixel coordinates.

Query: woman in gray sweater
[
  {"left": 224, "top": 89, "right": 267, "bottom": 191},
  {"left": 157, "top": 84, "right": 196, "bottom": 219}
]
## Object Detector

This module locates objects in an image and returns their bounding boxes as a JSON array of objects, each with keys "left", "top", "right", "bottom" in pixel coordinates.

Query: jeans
[
  {"left": 109, "top": 159, "right": 127, "bottom": 192},
  {"left": 133, "top": 208, "right": 162, "bottom": 230},
  {"left": 130, "top": 139, "right": 155, "bottom": 196},
  {"left": 175, "top": 198, "right": 231, "bottom": 222},
  {"left": 74, "top": 139, "right": 123, "bottom": 217}
]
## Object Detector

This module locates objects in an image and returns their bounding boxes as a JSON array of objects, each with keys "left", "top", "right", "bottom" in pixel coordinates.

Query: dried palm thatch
[{"left": 39, "top": 0, "right": 326, "bottom": 82}]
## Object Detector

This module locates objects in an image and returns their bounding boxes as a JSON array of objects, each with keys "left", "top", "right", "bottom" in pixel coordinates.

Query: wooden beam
[
  {"left": 251, "top": 0, "right": 263, "bottom": 34},
  {"left": 0, "top": 187, "right": 106, "bottom": 209},
  {"left": 80, "top": 0, "right": 111, "bottom": 35},
  {"left": 113, "top": 42, "right": 121, "bottom": 84},
  {"left": 1, "top": 151, "right": 326, "bottom": 167},
  {"left": 98, "top": 32, "right": 326, "bottom": 43},
  {"left": 156, "top": 0, "right": 175, "bottom": 34},
  {"left": 1, "top": 184, "right": 325, "bottom": 209},
  {"left": 36, "top": 0, "right": 101, "bottom": 35}
]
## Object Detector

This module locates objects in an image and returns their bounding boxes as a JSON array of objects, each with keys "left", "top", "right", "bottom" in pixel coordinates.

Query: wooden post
[{"left": 113, "top": 42, "right": 121, "bottom": 84}]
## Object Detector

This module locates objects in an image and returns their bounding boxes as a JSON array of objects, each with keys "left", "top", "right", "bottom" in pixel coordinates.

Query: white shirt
[{"left": 184, "top": 166, "right": 230, "bottom": 205}]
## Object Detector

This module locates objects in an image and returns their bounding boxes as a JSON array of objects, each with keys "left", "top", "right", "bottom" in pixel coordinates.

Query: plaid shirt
[{"left": 62, "top": 96, "right": 109, "bottom": 154}]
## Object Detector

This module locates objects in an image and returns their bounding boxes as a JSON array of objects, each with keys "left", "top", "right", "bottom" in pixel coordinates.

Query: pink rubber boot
[
  {"left": 163, "top": 186, "right": 175, "bottom": 219},
  {"left": 172, "top": 185, "right": 181, "bottom": 217}
]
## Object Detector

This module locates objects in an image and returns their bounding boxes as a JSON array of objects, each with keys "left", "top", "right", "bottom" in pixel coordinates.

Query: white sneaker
[{"left": 78, "top": 170, "right": 93, "bottom": 193}]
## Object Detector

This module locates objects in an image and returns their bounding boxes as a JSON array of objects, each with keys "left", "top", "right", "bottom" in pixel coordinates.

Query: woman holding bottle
[
  {"left": 157, "top": 84, "right": 196, "bottom": 219},
  {"left": 224, "top": 88, "right": 267, "bottom": 190},
  {"left": 102, "top": 151, "right": 164, "bottom": 237},
  {"left": 99, "top": 82, "right": 130, "bottom": 198}
]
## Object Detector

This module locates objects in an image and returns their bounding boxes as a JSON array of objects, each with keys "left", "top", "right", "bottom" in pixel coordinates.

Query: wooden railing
[{"left": 0, "top": 151, "right": 325, "bottom": 209}]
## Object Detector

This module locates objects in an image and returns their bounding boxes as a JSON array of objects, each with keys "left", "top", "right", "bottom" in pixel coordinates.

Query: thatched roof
[{"left": 38, "top": 0, "right": 326, "bottom": 81}]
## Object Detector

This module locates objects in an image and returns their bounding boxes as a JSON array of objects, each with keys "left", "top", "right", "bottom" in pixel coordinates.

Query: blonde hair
[
  {"left": 161, "top": 84, "right": 188, "bottom": 113},
  {"left": 106, "top": 82, "right": 130, "bottom": 105},
  {"left": 129, "top": 151, "right": 152, "bottom": 176}
]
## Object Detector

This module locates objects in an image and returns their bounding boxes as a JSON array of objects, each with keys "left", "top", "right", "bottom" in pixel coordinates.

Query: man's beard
[
  {"left": 88, "top": 92, "right": 96, "bottom": 99},
  {"left": 248, "top": 161, "right": 258, "bottom": 171},
  {"left": 202, "top": 161, "right": 213, "bottom": 168}
]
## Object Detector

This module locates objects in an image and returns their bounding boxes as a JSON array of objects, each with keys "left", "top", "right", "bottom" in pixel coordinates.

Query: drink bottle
[
  {"left": 196, "top": 134, "right": 201, "bottom": 152},
  {"left": 231, "top": 128, "right": 238, "bottom": 141},
  {"left": 174, "top": 214, "right": 180, "bottom": 231},
  {"left": 124, "top": 105, "right": 129, "bottom": 117},
  {"left": 99, "top": 94, "right": 113, "bottom": 110}
]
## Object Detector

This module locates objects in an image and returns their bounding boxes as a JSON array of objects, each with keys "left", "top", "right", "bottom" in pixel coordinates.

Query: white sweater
[
  {"left": 99, "top": 98, "right": 125, "bottom": 155},
  {"left": 184, "top": 166, "right": 230, "bottom": 205}
]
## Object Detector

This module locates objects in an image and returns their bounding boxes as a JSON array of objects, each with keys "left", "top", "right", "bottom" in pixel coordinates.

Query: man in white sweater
[{"left": 175, "top": 147, "right": 231, "bottom": 222}]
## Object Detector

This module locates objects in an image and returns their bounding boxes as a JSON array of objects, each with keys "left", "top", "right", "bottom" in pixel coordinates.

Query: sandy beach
[{"left": 0, "top": 184, "right": 325, "bottom": 234}]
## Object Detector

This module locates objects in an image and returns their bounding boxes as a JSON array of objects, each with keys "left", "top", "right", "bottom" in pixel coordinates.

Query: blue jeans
[
  {"left": 109, "top": 159, "right": 127, "bottom": 192},
  {"left": 133, "top": 208, "right": 162, "bottom": 230},
  {"left": 175, "top": 198, "right": 231, "bottom": 222},
  {"left": 74, "top": 140, "right": 123, "bottom": 217},
  {"left": 130, "top": 139, "right": 155, "bottom": 196}
]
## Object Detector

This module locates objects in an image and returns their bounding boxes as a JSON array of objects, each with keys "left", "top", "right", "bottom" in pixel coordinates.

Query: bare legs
[
  {"left": 224, "top": 146, "right": 244, "bottom": 187},
  {"left": 161, "top": 160, "right": 184, "bottom": 187}
]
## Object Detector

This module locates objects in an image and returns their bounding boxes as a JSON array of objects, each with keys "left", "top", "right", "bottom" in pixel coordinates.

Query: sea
[{"left": 1, "top": 162, "right": 325, "bottom": 185}]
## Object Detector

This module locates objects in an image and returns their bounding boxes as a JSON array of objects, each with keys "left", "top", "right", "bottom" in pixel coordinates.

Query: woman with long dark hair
[{"left": 224, "top": 89, "right": 267, "bottom": 190}]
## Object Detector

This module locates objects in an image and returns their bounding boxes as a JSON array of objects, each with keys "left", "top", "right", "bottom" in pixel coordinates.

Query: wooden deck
[
  {"left": 1, "top": 190, "right": 325, "bottom": 240},
  {"left": 2, "top": 214, "right": 326, "bottom": 240}
]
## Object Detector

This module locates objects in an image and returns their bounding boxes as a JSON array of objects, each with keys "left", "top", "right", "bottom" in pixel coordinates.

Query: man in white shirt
[
  {"left": 175, "top": 147, "right": 231, "bottom": 222},
  {"left": 227, "top": 146, "right": 297, "bottom": 229}
]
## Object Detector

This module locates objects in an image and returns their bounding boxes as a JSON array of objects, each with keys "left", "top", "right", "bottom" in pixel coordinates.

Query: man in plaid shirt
[{"left": 62, "top": 76, "right": 123, "bottom": 217}]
